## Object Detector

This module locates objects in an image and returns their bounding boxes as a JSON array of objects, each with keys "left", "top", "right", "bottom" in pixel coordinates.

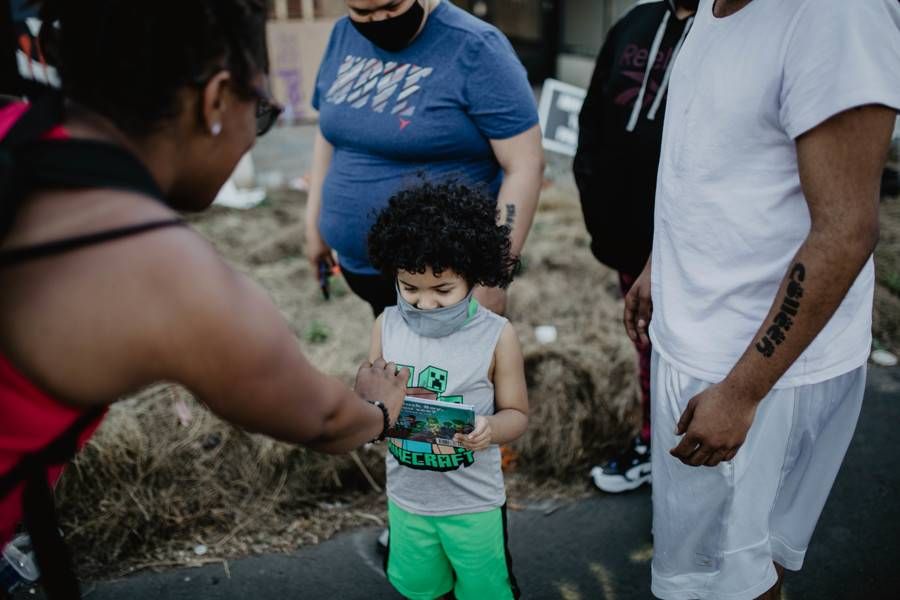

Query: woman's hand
[
  {"left": 474, "top": 285, "right": 507, "bottom": 315},
  {"left": 305, "top": 225, "right": 336, "bottom": 274},
  {"left": 455, "top": 415, "right": 492, "bottom": 451},
  {"left": 305, "top": 128, "right": 336, "bottom": 279},
  {"left": 355, "top": 358, "right": 409, "bottom": 425}
]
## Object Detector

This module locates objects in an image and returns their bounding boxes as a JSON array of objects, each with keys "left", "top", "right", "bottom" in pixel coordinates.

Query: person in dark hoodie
[{"left": 574, "top": 0, "right": 696, "bottom": 494}]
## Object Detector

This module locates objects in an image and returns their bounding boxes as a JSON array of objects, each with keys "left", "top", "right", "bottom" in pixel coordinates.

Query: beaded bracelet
[{"left": 367, "top": 400, "right": 390, "bottom": 443}]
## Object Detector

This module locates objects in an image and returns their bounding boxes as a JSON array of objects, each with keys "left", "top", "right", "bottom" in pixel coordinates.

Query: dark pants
[
  {"left": 619, "top": 271, "right": 652, "bottom": 444},
  {"left": 342, "top": 269, "right": 397, "bottom": 317}
]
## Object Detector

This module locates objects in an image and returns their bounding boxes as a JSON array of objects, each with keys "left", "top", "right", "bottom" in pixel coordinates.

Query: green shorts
[{"left": 386, "top": 500, "right": 519, "bottom": 600}]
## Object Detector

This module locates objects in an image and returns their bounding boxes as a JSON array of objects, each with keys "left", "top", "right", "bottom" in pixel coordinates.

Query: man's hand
[
  {"left": 354, "top": 358, "right": 409, "bottom": 424},
  {"left": 456, "top": 415, "right": 492, "bottom": 451},
  {"left": 669, "top": 382, "right": 758, "bottom": 467},
  {"left": 623, "top": 260, "right": 652, "bottom": 348},
  {"left": 474, "top": 285, "right": 507, "bottom": 316}
]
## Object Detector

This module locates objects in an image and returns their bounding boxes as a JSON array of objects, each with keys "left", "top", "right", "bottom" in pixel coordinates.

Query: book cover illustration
[{"left": 386, "top": 396, "right": 476, "bottom": 448}]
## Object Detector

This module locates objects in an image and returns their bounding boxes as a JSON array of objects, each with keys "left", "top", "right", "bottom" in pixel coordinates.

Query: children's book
[{"left": 387, "top": 396, "right": 476, "bottom": 448}]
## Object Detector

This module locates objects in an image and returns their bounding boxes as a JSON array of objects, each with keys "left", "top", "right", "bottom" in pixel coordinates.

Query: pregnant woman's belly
[{"left": 320, "top": 151, "right": 501, "bottom": 274}]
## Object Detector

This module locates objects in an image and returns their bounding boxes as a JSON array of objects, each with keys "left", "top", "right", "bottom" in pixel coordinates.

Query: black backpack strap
[
  {"left": 0, "top": 95, "right": 64, "bottom": 236},
  {"left": 22, "top": 466, "right": 80, "bottom": 599},
  {"left": 0, "top": 94, "right": 63, "bottom": 147},
  {"left": 1, "top": 95, "right": 162, "bottom": 202},
  {"left": 0, "top": 407, "right": 104, "bottom": 600},
  {"left": 0, "top": 139, "right": 181, "bottom": 267},
  {"left": 0, "top": 407, "right": 103, "bottom": 498},
  {"left": 0, "top": 99, "right": 180, "bottom": 266},
  {"left": 16, "top": 139, "right": 166, "bottom": 201}
]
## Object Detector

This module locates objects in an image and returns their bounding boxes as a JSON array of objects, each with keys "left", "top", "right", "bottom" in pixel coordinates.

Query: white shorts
[{"left": 650, "top": 351, "right": 865, "bottom": 600}]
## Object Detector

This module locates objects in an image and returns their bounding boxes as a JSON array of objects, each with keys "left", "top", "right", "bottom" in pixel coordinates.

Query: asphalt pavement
[{"left": 53, "top": 364, "right": 900, "bottom": 600}]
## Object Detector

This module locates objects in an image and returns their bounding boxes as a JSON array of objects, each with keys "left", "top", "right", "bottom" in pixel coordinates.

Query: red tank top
[
  {"left": 0, "top": 103, "right": 105, "bottom": 546},
  {"left": 0, "top": 354, "right": 104, "bottom": 546}
]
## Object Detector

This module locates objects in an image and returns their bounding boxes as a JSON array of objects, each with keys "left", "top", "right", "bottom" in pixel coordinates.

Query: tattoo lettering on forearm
[
  {"left": 756, "top": 263, "right": 806, "bottom": 358},
  {"left": 504, "top": 204, "right": 516, "bottom": 228}
]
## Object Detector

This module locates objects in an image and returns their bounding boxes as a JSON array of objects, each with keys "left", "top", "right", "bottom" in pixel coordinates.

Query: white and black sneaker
[{"left": 590, "top": 436, "right": 651, "bottom": 493}]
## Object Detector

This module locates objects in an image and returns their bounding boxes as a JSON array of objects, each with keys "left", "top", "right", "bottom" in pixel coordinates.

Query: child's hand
[{"left": 456, "top": 416, "right": 492, "bottom": 451}]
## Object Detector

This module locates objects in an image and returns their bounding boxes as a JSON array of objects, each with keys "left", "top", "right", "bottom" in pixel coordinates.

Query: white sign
[{"left": 538, "top": 78, "right": 587, "bottom": 157}]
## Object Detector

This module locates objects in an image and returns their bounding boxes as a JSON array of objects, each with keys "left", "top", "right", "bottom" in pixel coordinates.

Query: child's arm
[
  {"left": 369, "top": 314, "right": 384, "bottom": 362},
  {"left": 457, "top": 323, "right": 529, "bottom": 451}
]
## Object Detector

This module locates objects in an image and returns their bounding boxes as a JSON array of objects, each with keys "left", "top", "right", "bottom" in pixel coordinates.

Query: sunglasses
[{"left": 251, "top": 85, "right": 284, "bottom": 137}]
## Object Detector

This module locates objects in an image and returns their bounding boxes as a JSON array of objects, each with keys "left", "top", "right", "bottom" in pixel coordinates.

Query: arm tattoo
[
  {"left": 755, "top": 262, "right": 806, "bottom": 358},
  {"left": 504, "top": 203, "right": 516, "bottom": 229}
]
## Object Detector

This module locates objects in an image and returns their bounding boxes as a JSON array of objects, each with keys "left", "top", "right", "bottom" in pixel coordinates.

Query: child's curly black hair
[{"left": 368, "top": 181, "right": 519, "bottom": 288}]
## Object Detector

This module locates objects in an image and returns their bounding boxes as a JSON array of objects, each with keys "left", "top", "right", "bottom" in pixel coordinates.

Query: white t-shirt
[{"left": 650, "top": 0, "right": 900, "bottom": 387}]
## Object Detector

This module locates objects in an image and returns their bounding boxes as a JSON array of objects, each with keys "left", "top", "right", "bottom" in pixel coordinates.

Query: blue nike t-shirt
[{"left": 312, "top": 1, "right": 538, "bottom": 274}]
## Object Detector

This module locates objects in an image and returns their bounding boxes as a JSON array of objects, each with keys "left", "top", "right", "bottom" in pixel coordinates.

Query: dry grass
[
  {"left": 56, "top": 385, "right": 390, "bottom": 577},
  {"left": 514, "top": 346, "right": 637, "bottom": 479},
  {"left": 507, "top": 182, "right": 640, "bottom": 476},
  {"left": 874, "top": 142, "right": 900, "bottom": 348},
  {"left": 873, "top": 142, "right": 900, "bottom": 353},
  {"left": 874, "top": 189, "right": 900, "bottom": 353}
]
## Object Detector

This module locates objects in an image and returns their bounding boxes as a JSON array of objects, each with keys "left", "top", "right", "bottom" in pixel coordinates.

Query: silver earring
[{"left": 211, "top": 122, "right": 222, "bottom": 136}]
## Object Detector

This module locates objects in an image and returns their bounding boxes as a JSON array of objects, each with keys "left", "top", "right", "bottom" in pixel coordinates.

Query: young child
[{"left": 367, "top": 181, "right": 529, "bottom": 600}]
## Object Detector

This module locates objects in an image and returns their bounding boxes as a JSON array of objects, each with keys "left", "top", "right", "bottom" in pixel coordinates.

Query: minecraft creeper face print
[{"left": 419, "top": 366, "right": 448, "bottom": 395}]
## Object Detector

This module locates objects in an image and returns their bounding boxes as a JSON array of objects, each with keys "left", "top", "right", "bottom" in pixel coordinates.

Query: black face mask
[{"left": 350, "top": 0, "right": 426, "bottom": 52}]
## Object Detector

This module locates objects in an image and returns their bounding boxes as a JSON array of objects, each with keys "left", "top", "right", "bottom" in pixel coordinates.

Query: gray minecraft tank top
[{"left": 381, "top": 301, "right": 508, "bottom": 516}]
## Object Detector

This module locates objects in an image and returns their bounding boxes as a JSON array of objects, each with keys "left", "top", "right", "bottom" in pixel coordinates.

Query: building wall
[
  {"left": 316, "top": 0, "right": 348, "bottom": 18},
  {"left": 489, "top": 0, "right": 544, "bottom": 42},
  {"left": 561, "top": 0, "right": 636, "bottom": 57},
  {"left": 269, "top": 1, "right": 644, "bottom": 89},
  {"left": 557, "top": 0, "right": 638, "bottom": 88},
  {"left": 275, "top": 0, "right": 639, "bottom": 46},
  {"left": 449, "top": 1, "right": 545, "bottom": 43},
  {"left": 450, "top": 1, "right": 642, "bottom": 87},
  {"left": 270, "top": 0, "right": 344, "bottom": 19}
]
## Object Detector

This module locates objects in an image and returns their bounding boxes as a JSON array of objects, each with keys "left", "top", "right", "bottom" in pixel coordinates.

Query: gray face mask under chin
[{"left": 396, "top": 287, "right": 477, "bottom": 338}]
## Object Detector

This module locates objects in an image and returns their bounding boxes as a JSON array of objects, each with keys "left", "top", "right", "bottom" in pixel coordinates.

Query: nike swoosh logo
[{"left": 625, "top": 464, "right": 651, "bottom": 481}]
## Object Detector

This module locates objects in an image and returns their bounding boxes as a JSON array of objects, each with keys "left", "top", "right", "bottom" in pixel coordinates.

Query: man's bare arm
[{"left": 671, "top": 104, "right": 896, "bottom": 466}]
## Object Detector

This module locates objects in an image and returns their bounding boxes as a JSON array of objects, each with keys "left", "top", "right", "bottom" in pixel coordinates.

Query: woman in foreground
[{"left": 0, "top": 2, "right": 406, "bottom": 597}]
